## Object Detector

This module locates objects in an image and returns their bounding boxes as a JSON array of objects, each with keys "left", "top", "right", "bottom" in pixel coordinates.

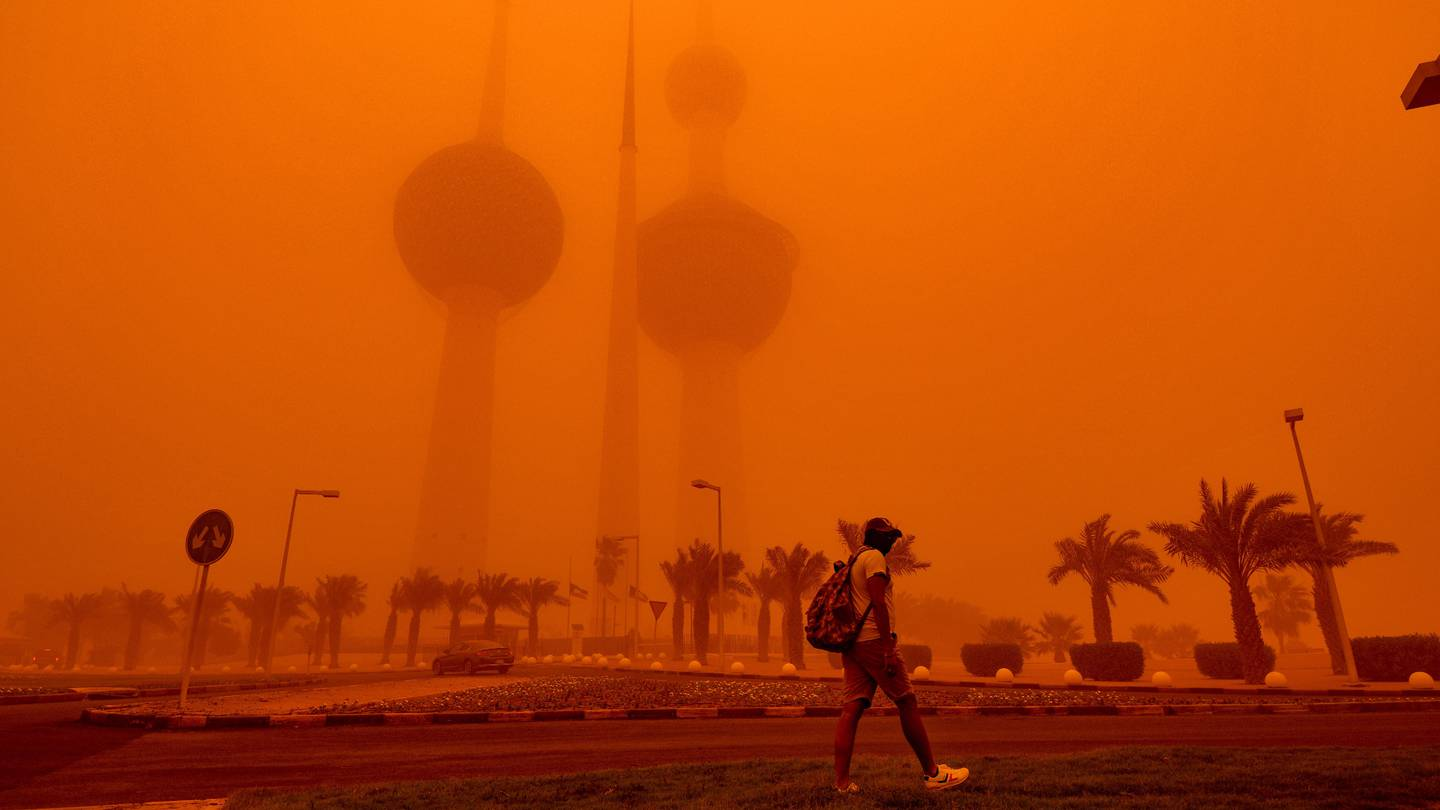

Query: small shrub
[
  {"left": 961, "top": 643, "right": 1023, "bottom": 676},
  {"left": 1352, "top": 634, "right": 1440, "bottom": 682},
  {"left": 1194, "top": 642, "right": 1276, "bottom": 679},
  {"left": 1069, "top": 642, "right": 1145, "bottom": 681}
]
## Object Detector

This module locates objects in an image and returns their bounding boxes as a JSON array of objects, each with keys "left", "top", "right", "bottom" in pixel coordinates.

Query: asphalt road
[{"left": 2, "top": 701, "right": 1437, "bottom": 809}]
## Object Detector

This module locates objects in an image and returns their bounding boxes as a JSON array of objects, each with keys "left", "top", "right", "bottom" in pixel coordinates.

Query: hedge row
[
  {"left": 1069, "top": 642, "right": 1145, "bottom": 681},
  {"left": 1194, "top": 642, "right": 1276, "bottom": 679},
  {"left": 1352, "top": 634, "right": 1440, "bottom": 681},
  {"left": 961, "top": 643, "right": 1023, "bottom": 676}
]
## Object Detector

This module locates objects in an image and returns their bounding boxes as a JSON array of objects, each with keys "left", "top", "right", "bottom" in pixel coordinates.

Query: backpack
[{"left": 804, "top": 549, "right": 874, "bottom": 652}]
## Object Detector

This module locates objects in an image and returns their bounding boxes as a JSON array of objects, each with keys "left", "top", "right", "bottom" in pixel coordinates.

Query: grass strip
[{"left": 226, "top": 745, "right": 1440, "bottom": 809}]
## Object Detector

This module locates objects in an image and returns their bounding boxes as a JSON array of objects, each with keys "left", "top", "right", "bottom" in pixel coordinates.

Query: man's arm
[{"left": 865, "top": 573, "right": 899, "bottom": 674}]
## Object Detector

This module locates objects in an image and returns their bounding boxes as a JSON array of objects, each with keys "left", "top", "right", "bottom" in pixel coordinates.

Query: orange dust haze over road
[{"left": 2, "top": 2, "right": 1437, "bottom": 648}]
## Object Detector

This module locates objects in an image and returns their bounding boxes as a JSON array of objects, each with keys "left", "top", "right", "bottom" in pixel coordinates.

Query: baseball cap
[{"left": 863, "top": 517, "right": 903, "bottom": 543}]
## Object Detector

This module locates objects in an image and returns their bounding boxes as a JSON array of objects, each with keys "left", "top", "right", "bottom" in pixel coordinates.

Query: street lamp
[
  {"left": 1401, "top": 53, "right": 1440, "bottom": 110},
  {"left": 690, "top": 479, "right": 724, "bottom": 672},
  {"left": 1283, "top": 409, "right": 1360, "bottom": 684},
  {"left": 603, "top": 534, "right": 640, "bottom": 648},
  {"left": 262, "top": 488, "right": 340, "bottom": 673}
]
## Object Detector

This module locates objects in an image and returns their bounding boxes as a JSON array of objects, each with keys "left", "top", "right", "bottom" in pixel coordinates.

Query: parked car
[
  {"left": 432, "top": 640, "right": 513, "bottom": 676},
  {"left": 30, "top": 649, "right": 61, "bottom": 668}
]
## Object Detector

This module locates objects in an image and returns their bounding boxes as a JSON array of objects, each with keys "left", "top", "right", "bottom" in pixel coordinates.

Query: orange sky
[{"left": 2, "top": 1, "right": 1437, "bottom": 646}]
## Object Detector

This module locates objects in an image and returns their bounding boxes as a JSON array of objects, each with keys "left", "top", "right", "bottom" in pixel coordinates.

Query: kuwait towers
[
  {"left": 638, "top": 4, "right": 798, "bottom": 560},
  {"left": 393, "top": 0, "right": 563, "bottom": 576}
]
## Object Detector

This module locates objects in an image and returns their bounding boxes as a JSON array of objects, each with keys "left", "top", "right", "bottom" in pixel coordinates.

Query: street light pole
[
  {"left": 690, "top": 480, "right": 724, "bottom": 671},
  {"left": 1283, "top": 409, "right": 1360, "bottom": 684},
  {"left": 262, "top": 488, "right": 339, "bottom": 674}
]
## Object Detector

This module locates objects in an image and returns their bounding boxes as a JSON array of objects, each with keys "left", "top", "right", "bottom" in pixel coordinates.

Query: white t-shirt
[{"left": 849, "top": 547, "right": 894, "bottom": 643}]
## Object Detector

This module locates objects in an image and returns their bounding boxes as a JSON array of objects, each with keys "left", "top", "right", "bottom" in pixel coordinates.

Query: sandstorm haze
[{"left": 2, "top": 0, "right": 1437, "bottom": 648}]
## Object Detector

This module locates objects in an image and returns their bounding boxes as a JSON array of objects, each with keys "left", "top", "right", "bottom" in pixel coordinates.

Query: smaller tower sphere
[
  {"left": 394, "top": 142, "right": 563, "bottom": 306},
  {"left": 665, "top": 44, "right": 747, "bottom": 129}
]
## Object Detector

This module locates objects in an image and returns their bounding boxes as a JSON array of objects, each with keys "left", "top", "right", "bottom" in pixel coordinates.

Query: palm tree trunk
[
  {"left": 483, "top": 607, "right": 498, "bottom": 639},
  {"left": 381, "top": 610, "right": 397, "bottom": 664},
  {"left": 1090, "top": 587, "right": 1113, "bottom": 643},
  {"left": 1052, "top": 647, "right": 1065, "bottom": 663},
  {"left": 65, "top": 621, "right": 81, "bottom": 670},
  {"left": 785, "top": 598, "right": 805, "bottom": 670},
  {"left": 671, "top": 597, "right": 686, "bottom": 660},
  {"left": 1309, "top": 571, "right": 1347, "bottom": 675},
  {"left": 528, "top": 612, "right": 540, "bottom": 656},
  {"left": 1228, "top": 578, "right": 1268, "bottom": 684},
  {"left": 449, "top": 610, "right": 462, "bottom": 645},
  {"left": 124, "top": 616, "right": 142, "bottom": 671},
  {"left": 756, "top": 600, "right": 771, "bottom": 662},
  {"left": 245, "top": 621, "right": 260, "bottom": 668},
  {"left": 328, "top": 615, "right": 342, "bottom": 669},
  {"left": 692, "top": 596, "right": 710, "bottom": 664},
  {"left": 405, "top": 610, "right": 423, "bottom": 667}
]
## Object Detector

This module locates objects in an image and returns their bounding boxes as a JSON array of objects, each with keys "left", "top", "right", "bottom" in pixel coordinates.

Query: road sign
[
  {"left": 185, "top": 510, "right": 234, "bottom": 565},
  {"left": 649, "top": 600, "right": 668, "bottom": 621}
]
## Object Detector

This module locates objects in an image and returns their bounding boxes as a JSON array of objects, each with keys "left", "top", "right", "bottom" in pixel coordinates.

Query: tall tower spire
[
  {"left": 477, "top": 0, "right": 510, "bottom": 144},
  {"left": 595, "top": 2, "right": 642, "bottom": 637}
]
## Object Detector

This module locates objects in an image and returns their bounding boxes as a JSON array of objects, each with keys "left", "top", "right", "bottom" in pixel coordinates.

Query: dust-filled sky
[{"left": 2, "top": 1, "right": 1437, "bottom": 645}]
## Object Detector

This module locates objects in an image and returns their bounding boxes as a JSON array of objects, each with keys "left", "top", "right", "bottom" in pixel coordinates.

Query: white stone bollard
[
  {"left": 1063, "top": 669, "right": 1083, "bottom": 685},
  {"left": 619, "top": 658, "right": 632, "bottom": 669},
  {"left": 381, "top": 663, "right": 392, "bottom": 670},
  {"left": 780, "top": 662, "right": 798, "bottom": 676},
  {"left": 730, "top": 661, "right": 745, "bottom": 674},
  {"left": 288, "top": 665, "right": 297, "bottom": 672},
  {"left": 659, "top": 652, "right": 668, "bottom": 660},
  {"left": 995, "top": 667, "right": 1015, "bottom": 683},
  {"left": 687, "top": 659, "right": 702, "bottom": 671},
  {"left": 1264, "top": 671, "right": 1288, "bottom": 688},
  {"left": 650, "top": 661, "right": 664, "bottom": 671},
  {"left": 913, "top": 665, "right": 931, "bottom": 681},
  {"left": 1408, "top": 672, "right": 1435, "bottom": 689},
  {"left": 1152, "top": 671, "right": 1173, "bottom": 687},
  {"left": 350, "top": 663, "right": 359, "bottom": 671}
]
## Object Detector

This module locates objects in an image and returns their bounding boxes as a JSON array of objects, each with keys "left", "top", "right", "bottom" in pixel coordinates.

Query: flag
[
  {"left": 569, "top": 583, "right": 589, "bottom": 599},
  {"left": 628, "top": 585, "right": 649, "bottom": 602}
]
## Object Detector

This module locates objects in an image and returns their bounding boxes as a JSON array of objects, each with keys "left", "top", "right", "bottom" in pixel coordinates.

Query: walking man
[{"left": 834, "top": 517, "right": 969, "bottom": 793}]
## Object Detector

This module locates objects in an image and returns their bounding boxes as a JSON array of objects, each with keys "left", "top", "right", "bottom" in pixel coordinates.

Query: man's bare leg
[
  {"left": 896, "top": 693, "right": 939, "bottom": 776},
  {"left": 833, "top": 699, "right": 867, "bottom": 787}
]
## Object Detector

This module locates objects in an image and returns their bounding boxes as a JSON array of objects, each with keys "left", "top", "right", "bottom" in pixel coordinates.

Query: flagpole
[{"left": 566, "top": 557, "right": 572, "bottom": 652}]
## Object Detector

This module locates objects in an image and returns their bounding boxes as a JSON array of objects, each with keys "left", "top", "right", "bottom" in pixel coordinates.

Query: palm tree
[
  {"left": 836, "top": 519, "right": 930, "bottom": 575},
  {"left": 765, "top": 543, "right": 830, "bottom": 669},
  {"left": 172, "top": 588, "right": 234, "bottom": 669},
  {"left": 380, "top": 581, "right": 405, "bottom": 665},
  {"left": 744, "top": 565, "right": 782, "bottom": 662},
  {"left": 474, "top": 572, "right": 521, "bottom": 639},
  {"left": 294, "top": 620, "right": 321, "bottom": 664},
  {"left": 980, "top": 617, "right": 1036, "bottom": 655},
  {"left": 117, "top": 585, "right": 172, "bottom": 670},
  {"left": 316, "top": 574, "right": 366, "bottom": 668},
  {"left": 1130, "top": 623, "right": 1161, "bottom": 657},
  {"left": 50, "top": 593, "right": 107, "bottom": 670},
  {"left": 687, "top": 539, "right": 751, "bottom": 665},
  {"left": 1252, "top": 572, "right": 1313, "bottom": 654},
  {"left": 1148, "top": 479, "right": 1308, "bottom": 683},
  {"left": 442, "top": 579, "right": 477, "bottom": 645},
  {"left": 1295, "top": 509, "right": 1398, "bottom": 674},
  {"left": 517, "top": 577, "right": 568, "bottom": 656},
  {"left": 659, "top": 549, "right": 694, "bottom": 660},
  {"left": 1154, "top": 623, "right": 1201, "bottom": 659},
  {"left": 233, "top": 586, "right": 265, "bottom": 668},
  {"left": 593, "top": 536, "right": 627, "bottom": 635},
  {"left": 257, "top": 585, "right": 308, "bottom": 669},
  {"left": 401, "top": 568, "right": 445, "bottom": 667},
  {"left": 1035, "top": 612, "right": 1084, "bottom": 663},
  {"left": 1047, "top": 514, "right": 1173, "bottom": 643}
]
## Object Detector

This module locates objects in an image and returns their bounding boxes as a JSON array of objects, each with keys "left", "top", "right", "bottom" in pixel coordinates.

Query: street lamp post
[
  {"left": 1401, "top": 53, "right": 1440, "bottom": 110},
  {"left": 602, "top": 534, "right": 640, "bottom": 649},
  {"left": 1283, "top": 409, "right": 1360, "bottom": 684},
  {"left": 690, "top": 479, "right": 724, "bottom": 672},
  {"left": 262, "top": 488, "right": 339, "bottom": 674}
]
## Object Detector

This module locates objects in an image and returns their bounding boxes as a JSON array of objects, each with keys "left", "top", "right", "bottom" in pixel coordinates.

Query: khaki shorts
[{"left": 841, "top": 639, "right": 913, "bottom": 706}]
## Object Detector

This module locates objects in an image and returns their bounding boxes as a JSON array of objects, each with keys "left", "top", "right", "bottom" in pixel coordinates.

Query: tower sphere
[
  {"left": 665, "top": 44, "right": 747, "bottom": 129},
  {"left": 394, "top": 141, "right": 564, "bottom": 306},
  {"left": 637, "top": 192, "right": 795, "bottom": 352}
]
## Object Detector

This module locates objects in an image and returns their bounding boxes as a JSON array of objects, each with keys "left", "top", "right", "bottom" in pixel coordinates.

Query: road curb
[
  {"left": 0, "top": 677, "right": 321, "bottom": 706},
  {"left": 79, "top": 697, "right": 1440, "bottom": 731}
]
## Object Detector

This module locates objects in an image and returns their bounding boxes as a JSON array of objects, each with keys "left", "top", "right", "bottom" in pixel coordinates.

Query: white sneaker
[{"left": 923, "top": 764, "right": 969, "bottom": 791}]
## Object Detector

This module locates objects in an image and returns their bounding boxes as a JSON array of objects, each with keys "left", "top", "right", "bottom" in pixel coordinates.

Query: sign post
[
  {"left": 648, "top": 600, "right": 667, "bottom": 640},
  {"left": 178, "top": 509, "right": 234, "bottom": 709}
]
